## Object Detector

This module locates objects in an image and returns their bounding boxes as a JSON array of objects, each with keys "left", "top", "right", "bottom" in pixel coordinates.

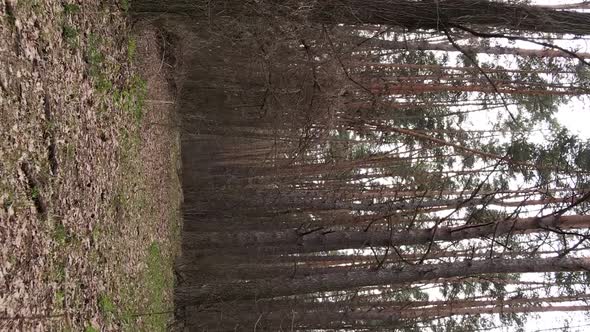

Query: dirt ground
[{"left": 1, "top": 1, "right": 182, "bottom": 331}]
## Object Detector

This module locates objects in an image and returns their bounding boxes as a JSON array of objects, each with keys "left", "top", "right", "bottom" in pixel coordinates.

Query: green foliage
[
  {"left": 432, "top": 315, "right": 486, "bottom": 332},
  {"left": 575, "top": 62, "right": 590, "bottom": 86},
  {"left": 461, "top": 154, "right": 475, "bottom": 169},
  {"left": 574, "top": 140, "right": 590, "bottom": 171},
  {"left": 506, "top": 138, "right": 536, "bottom": 164},
  {"left": 514, "top": 94, "right": 563, "bottom": 124},
  {"left": 500, "top": 312, "right": 526, "bottom": 330},
  {"left": 349, "top": 144, "right": 371, "bottom": 160},
  {"left": 86, "top": 34, "right": 146, "bottom": 120},
  {"left": 465, "top": 207, "right": 510, "bottom": 225},
  {"left": 147, "top": 242, "right": 166, "bottom": 293},
  {"left": 554, "top": 272, "right": 590, "bottom": 296},
  {"left": 458, "top": 51, "right": 478, "bottom": 68},
  {"left": 53, "top": 262, "right": 66, "bottom": 282}
]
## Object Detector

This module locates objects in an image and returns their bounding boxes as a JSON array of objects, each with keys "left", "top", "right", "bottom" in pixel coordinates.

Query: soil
[{"left": 1, "top": 1, "right": 181, "bottom": 331}]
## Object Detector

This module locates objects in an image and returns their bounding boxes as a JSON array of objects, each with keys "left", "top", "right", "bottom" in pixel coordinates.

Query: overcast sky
[
  {"left": 428, "top": 2, "right": 590, "bottom": 330},
  {"left": 483, "top": 2, "right": 588, "bottom": 330}
]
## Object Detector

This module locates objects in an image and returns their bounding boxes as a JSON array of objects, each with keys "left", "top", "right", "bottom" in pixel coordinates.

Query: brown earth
[{"left": 1, "top": 1, "right": 181, "bottom": 331}]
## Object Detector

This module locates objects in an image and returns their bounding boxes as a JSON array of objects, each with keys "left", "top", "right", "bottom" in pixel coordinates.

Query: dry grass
[{"left": 0, "top": 1, "right": 181, "bottom": 330}]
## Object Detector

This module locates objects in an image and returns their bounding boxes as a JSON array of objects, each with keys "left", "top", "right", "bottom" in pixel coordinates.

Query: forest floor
[{"left": 1, "top": 1, "right": 182, "bottom": 331}]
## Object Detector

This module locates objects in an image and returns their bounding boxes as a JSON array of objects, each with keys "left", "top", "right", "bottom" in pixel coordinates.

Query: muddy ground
[{"left": 1, "top": 1, "right": 182, "bottom": 330}]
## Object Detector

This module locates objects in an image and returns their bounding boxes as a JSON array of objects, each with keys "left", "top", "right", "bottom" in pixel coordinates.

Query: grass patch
[
  {"left": 87, "top": 33, "right": 146, "bottom": 118},
  {"left": 53, "top": 223, "right": 68, "bottom": 246},
  {"left": 17, "top": 0, "right": 41, "bottom": 13},
  {"left": 116, "top": 239, "right": 176, "bottom": 331},
  {"left": 114, "top": 74, "right": 147, "bottom": 122},
  {"left": 2, "top": 192, "right": 14, "bottom": 210},
  {"left": 120, "top": 0, "right": 130, "bottom": 12},
  {"left": 54, "top": 290, "right": 65, "bottom": 308},
  {"left": 53, "top": 263, "right": 66, "bottom": 282},
  {"left": 143, "top": 241, "right": 173, "bottom": 330},
  {"left": 30, "top": 186, "right": 40, "bottom": 200},
  {"left": 2, "top": 1, "right": 181, "bottom": 330},
  {"left": 95, "top": 75, "right": 114, "bottom": 93},
  {"left": 86, "top": 34, "right": 113, "bottom": 93},
  {"left": 119, "top": 128, "right": 141, "bottom": 166},
  {"left": 127, "top": 37, "right": 137, "bottom": 62},
  {"left": 85, "top": 325, "right": 99, "bottom": 332},
  {"left": 65, "top": 143, "right": 76, "bottom": 162},
  {"left": 87, "top": 34, "right": 104, "bottom": 70},
  {"left": 62, "top": 25, "right": 79, "bottom": 49},
  {"left": 91, "top": 226, "right": 101, "bottom": 245},
  {"left": 63, "top": 3, "right": 81, "bottom": 16},
  {"left": 99, "top": 294, "right": 116, "bottom": 315}
]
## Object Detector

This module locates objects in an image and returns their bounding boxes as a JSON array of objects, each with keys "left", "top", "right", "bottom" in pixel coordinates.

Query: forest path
[{"left": 1, "top": 2, "right": 181, "bottom": 331}]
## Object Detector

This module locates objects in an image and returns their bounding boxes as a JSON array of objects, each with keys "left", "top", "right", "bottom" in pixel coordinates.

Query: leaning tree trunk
[
  {"left": 133, "top": 0, "right": 590, "bottom": 36},
  {"left": 183, "top": 214, "right": 590, "bottom": 252},
  {"left": 354, "top": 37, "right": 590, "bottom": 60},
  {"left": 175, "top": 257, "right": 590, "bottom": 305},
  {"left": 310, "top": 0, "right": 590, "bottom": 35}
]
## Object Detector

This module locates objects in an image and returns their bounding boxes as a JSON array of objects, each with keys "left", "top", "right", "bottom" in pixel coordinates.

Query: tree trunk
[
  {"left": 358, "top": 38, "right": 590, "bottom": 60},
  {"left": 311, "top": 0, "right": 590, "bottom": 35},
  {"left": 175, "top": 257, "right": 590, "bottom": 304},
  {"left": 183, "top": 214, "right": 590, "bottom": 253}
]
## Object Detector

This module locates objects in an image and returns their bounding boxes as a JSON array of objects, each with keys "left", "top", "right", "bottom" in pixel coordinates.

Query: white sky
[
  {"left": 529, "top": 0, "right": 590, "bottom": 141},
  {"left": 480, "top": 2, "right": 589, "bottom": 330},
  {"left": 379, "top": 1, "right": 590, "bottom": 330},
  {"left": 345, "top": 1, "right": 590, "bottom": 330}
]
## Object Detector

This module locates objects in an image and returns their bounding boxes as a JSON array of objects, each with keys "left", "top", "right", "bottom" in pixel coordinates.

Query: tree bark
[
  {"left": 311, "top": 0, "right": 590, "bottom": 35},
  {"left": 183, "top": 214, "right": 590, "bottom": 253},
  {"left": 175, "top": 257, "right": 590, "bottom": 304},
  {"left": 357, "top": 39, "right": 590, "bottom": 60}
]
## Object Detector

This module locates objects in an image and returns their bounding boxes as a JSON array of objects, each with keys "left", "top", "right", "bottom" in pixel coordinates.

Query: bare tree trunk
[
  {"left": 356, "top": 38, "right": 590, "bottom": 60},
  {"left": 183, "top": 214, "right": 590, "bottom": 252},
  {"left": 311, "top": 0, "right": 590, "bottom": 35},
  {"left": 175, "top": 257, "right": 590, "bottom": 304}
]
